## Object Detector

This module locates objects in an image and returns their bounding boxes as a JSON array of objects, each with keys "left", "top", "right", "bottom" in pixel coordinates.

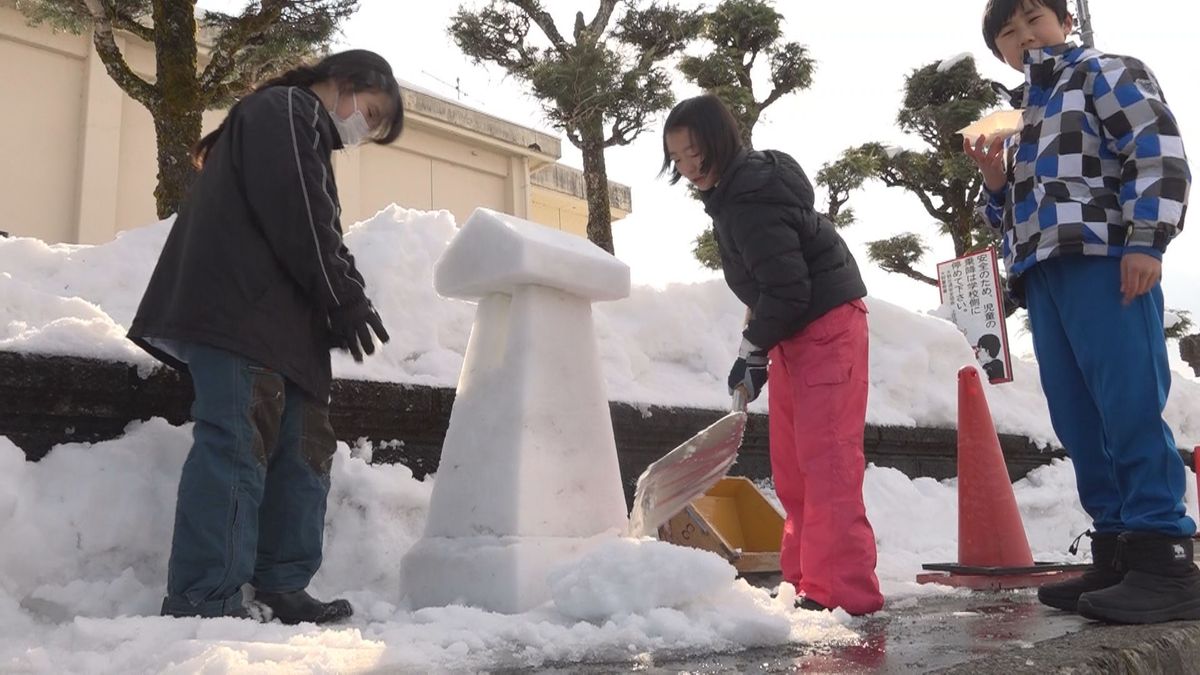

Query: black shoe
[
  {"left": 1038, "top": 531, "right": 1123, "bottom": 612},
  {"left": 252, "top": 589, "right": 353, "bottom": 625},
  {"left": 796, "top": 597, "right": 830, "bottom": 612},
  {"left": 1077, "top": 532, "right": 1200, "bottom": 624}
]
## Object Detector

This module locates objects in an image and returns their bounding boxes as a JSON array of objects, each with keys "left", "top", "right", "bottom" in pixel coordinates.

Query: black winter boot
[
  {"left": 1077, "top": 532, "right": 1200, "bottom": 624},
  {"left": 252, "top": 589, "right": 353, "bottom": 625},
  {"left": 1037, "top": 531, "right": 1123, "bottom": 612},
  {"left": 796, "top": 597, "right": 831, "bottom": 612}
]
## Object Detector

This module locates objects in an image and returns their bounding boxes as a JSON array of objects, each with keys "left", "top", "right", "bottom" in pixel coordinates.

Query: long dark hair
[
  {"left": 193, "top": 49, "right": 405, "bottom": 167},
  {"left": 660, "top": 94, "right": 744, "bottom": 186}
]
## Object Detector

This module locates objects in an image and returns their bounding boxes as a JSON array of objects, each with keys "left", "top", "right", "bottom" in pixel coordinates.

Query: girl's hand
[{"left": 962, "top": 135, "right": 1008, "bottom": 194}]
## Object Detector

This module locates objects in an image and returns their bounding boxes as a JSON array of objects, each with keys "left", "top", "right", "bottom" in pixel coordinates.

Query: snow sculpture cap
[{"left": 435, "top": 208, "right": 631, "bottom": 302}]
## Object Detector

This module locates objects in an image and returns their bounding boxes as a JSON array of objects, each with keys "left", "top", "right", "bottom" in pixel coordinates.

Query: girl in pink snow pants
[{"left": 662, "top": 94, "right": 884, "bottom": 615}]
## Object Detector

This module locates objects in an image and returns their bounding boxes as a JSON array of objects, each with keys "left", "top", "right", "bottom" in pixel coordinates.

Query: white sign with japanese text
[{"left": 937, "top": 247, "right": 1013, "bottom": 384}]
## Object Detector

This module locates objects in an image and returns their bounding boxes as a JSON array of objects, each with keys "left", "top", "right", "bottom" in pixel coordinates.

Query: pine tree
[
  {"left": 678, "top": 0, "right": 814, "bottom": 270},
  {"left": 15, "top": 0, "right": 358, "bottom": 218},
  {"left": 815, "top": 56, "right": 999, "bottom": 286},
  {"left": 451, "top": 1, "right": 703, "bottom": 254}
]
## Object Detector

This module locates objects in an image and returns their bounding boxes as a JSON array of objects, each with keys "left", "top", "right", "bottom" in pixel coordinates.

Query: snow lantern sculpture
[{"left": 400, "top": 207, "right": 631, "bottom": 613}]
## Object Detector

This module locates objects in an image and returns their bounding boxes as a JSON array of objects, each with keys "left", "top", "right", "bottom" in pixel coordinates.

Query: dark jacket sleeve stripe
[
  {"left": 283, "top": 88, "right": 364, "bottom": 309},
  {"left": 313, "top": 143, "right": 366, "bottom": 297},
  {"left": 234, "top": 86, "right": 364, "bottom": 312}
]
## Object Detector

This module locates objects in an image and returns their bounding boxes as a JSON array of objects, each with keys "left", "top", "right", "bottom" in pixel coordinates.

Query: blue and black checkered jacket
[{"left": 979, "top": 43, "right": 1190, "bottom": 287}]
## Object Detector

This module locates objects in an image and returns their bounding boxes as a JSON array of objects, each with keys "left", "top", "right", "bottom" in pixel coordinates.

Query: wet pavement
[
  {"left": 496, "top": 551, "right": 1200, "bottom": 674},
  {"left": 644, "top": 591, "right": 1089, "bottom": 673},
  {"left": 509, "top": 590, "right": 1093, "bottom": 674}
]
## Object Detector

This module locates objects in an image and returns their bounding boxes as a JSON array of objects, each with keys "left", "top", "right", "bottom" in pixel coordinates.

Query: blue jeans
[
  {"left": 1025, "top": 256, "right": 1196, "bottom": 537},
  {"left": 161, "top": 342, "right": 337, "bottom": 617}
]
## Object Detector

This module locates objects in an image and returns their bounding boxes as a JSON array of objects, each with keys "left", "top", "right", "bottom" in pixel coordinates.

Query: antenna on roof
[
  {"left": 1073, "top": 0, "right": 1095, "bottom": 47},
  {"left": 420, "top": 70, "right": 472, "bottom": 101}
]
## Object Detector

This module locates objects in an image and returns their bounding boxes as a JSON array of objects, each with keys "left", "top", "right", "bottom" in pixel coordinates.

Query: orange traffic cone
[
  {"left": 918, "top": 366, "right": 1087, "bottom": 589},
  {"left": 956, "top": 365, "right": 1034, "bottom": 568}
]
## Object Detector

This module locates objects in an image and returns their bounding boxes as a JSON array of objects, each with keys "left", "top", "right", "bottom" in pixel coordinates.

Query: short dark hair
[
  {"left": 982, "top": 0, "right": 1071, "bottom": 59},
  {"left": 977, "top": 333, "right": 1002, "bottom": 357},
  {"left": 660, "top": 94, "right": 743, "bottom": 186}
]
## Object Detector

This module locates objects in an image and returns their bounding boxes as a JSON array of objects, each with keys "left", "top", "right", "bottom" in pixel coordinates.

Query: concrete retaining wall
[{"left": 0, "top": 351, "right": 1137, "bottom": 502}]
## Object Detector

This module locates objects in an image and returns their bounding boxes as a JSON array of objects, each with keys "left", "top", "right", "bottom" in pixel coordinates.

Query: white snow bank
[
  {"left": 3, "top": 205, "right": 1200, "bottom": 448},
  {"left": 2, "top": 419, "right": 1195, "bottom": 672},
  {"left": 0, "top": 424, "right": 861, "bottom": 673}
]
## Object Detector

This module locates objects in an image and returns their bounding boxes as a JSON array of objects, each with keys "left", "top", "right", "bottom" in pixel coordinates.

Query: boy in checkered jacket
[{"left": 965, "top": 0, "right": 1199, "bottom": 625}]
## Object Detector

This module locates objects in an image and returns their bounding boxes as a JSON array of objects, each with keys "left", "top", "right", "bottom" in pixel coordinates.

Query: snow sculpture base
[
  {"left": 402, "top": 534, "right": 612, "bottom": 613},
  {"left": 400, "top": 208, "right": 630, "bottom": 613}
]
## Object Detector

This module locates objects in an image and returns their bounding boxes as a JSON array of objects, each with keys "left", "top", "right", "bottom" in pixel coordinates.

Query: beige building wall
[
  {"left": 0, "top": 3, "right": 630, "bottom": 245},
  {"left": 530, "top": 164, "right": 633, "bottom": 238},
  {"left": 0, "top": 7, "right": 87, "bottom": 244}
]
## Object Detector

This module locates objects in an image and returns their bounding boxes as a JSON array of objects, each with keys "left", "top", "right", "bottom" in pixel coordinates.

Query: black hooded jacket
[
  {"left": 702, "top": 150, "right": 867, "bottom": 350},
  {"left": 128, "top": 86, "right": 370, "bottom": 402}
]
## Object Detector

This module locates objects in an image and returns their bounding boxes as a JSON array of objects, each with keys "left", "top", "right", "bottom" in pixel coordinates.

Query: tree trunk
[
  {"left": 1180, "top": 334, "right": 1200, "bottom": 377},
  {"left": 151, "top": 0, "right": 201, "bottom": 218},
  {"left": 951, "top": 216, "right": 973, "bottom": 257},
  {"left": 740, "top": 106, "right": 760, "bottom": 149},
  {"left": 579, "top": 119, "right": 615, "bottom": 254}
]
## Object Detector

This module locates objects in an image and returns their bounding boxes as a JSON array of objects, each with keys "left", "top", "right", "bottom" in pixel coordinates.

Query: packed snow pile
[
  {"left": 0, "top": 425, "right": 860, "bottom": 672},
  {"left": 1, "top": 422, "right": 1194, "bottom": 672},
  {"left": 2, "top": 206, "right": 1199, "bottom": 670},
  {"left": 4, "top": 205, "right": 1199, "bottom": 447}
]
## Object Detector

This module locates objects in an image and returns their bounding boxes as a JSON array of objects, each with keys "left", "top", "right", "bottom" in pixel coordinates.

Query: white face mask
[{"left": 330, "top": 92, "right": 372, "bottom": 147}]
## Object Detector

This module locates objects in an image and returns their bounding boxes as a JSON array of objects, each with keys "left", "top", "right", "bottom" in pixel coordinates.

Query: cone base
[
  {"left": 922, "top": 561, "right": 1091, "bottom": 576},
  {"left": 917, "top": 564, "right": 1087, "bottom": 591}
]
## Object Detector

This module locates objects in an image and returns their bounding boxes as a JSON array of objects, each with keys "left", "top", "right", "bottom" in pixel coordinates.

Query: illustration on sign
[{"left": 936, "top": 247, "right": 1013, "bottom": 384}]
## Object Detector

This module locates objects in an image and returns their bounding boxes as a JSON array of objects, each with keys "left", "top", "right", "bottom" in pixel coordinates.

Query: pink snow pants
[{"left": 768, "top": 299, "right": 883, "bottom": 615}]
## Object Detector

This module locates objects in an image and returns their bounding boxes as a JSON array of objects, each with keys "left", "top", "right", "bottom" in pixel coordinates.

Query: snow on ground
[
  {"left": 3, "top": 207, "right": 1200, "bottom": 671},
  {"left": 1, "top": 420, "right": 1195, "bottom": 672},
  {"left": 0, "top": 425, "right": 856, "bottom": 673}
]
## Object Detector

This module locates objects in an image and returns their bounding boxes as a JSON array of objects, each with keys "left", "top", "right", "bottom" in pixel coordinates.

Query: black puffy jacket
[
  {"left": 702, "top": 149, "right": 867, "bottom": 350},
  {"left": 128, "top": 86, "right": 371, "bottom": 402}
]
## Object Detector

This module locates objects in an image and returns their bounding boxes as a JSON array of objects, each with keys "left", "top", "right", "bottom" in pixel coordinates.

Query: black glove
[
  {"left": 727, "top": 339, "right": 769, "bottom": 402},
  {"left": 329, "top": 299, "right": 390, "bottom": 362}
]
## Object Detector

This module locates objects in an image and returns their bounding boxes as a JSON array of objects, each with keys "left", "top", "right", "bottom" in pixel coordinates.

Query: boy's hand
[
  {"left": 962, "top": 135, "right": 1008, "bottom": 193},
  {"left": 1120, "top": 253, "right": 1161, "bottom": 305}
]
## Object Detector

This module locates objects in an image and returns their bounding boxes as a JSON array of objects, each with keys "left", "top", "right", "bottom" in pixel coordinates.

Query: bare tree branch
[
  {"left": 199, "top": 0, "right": 286, "bottom": 100},
  {"left": 895, "top": 266, "right": 939, "bottom": 286},
  {"left": 878, "top": 165, "right": 944, "bottom": 223},
  {"left": 111, "top": 6, "right": 154, "bottom": 42},
  {"left": 761, "top": 85, "right": 786, "bottom": 109},
  {"left": 82, "top": 0, "right": 157, "bottom": 108},
  {"left": 744, "top": 48, "right": 760, "bottom": 74},
  {"left": 606, "top": 116, "right": 639, "bottom": 147},
  {"left": 508, "top": 0, "right": 567, "bottom": 51},
  {"left": 205, "top": 73, "right": 258, "bottom": 104},
  {"left": 587, "top": 0, "right": 619, "bottom": 41}
]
